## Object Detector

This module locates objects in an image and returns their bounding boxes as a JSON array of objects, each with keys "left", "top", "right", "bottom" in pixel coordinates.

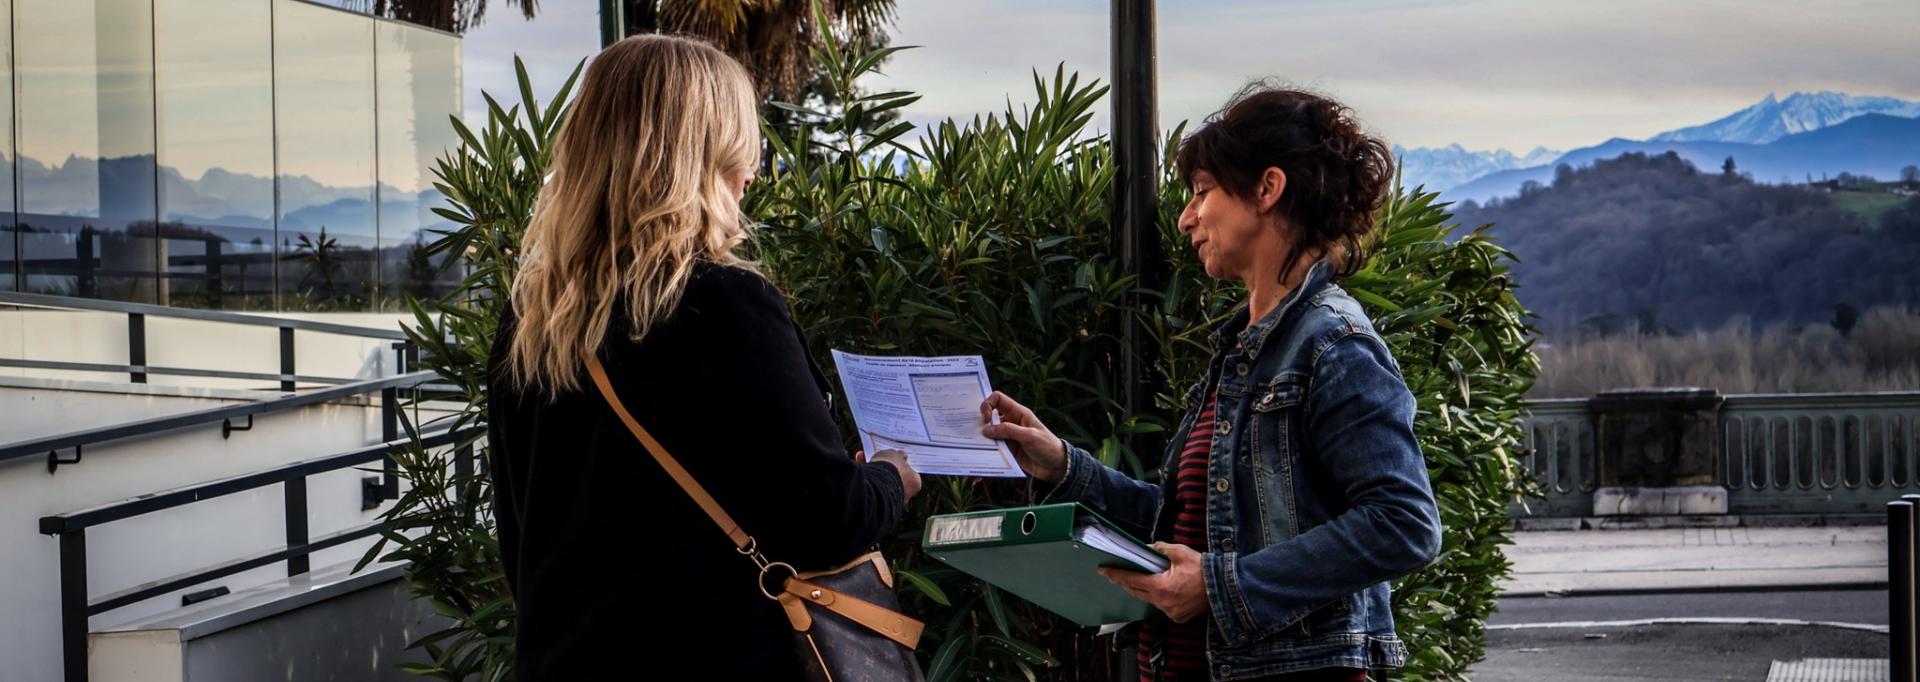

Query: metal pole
[
  {"left": 127, "top": 313, "right": 146, "bottom": 384},
  {"left": 1111, "top": 0, "right": 1164, "bottom": 457},
  {"left": 382, "top": 386, "right": 400, "bottom": 501},
  {"left": 598, "top": 0, "right": 625, "bottom": 48},
  {"left": 278, "top": 326, "right": 295, "bottom": 392},
  {"left": 1896, "top": 498, "right": 1919, "bottom": 682},
  {"left": 59, "top": 530, "right": 87, "bottom": 682},
  {"left": 284, "top": 478, "right": 309, "bottom": 576}
]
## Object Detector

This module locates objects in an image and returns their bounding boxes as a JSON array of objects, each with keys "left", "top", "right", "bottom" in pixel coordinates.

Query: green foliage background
[{"left": 368, "top": 35, "right": 1537, "bottom": 681}]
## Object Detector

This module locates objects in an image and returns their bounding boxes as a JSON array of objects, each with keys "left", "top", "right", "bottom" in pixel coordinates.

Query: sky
[{"left": 464, "top": 0, "right": 1920, "bottom": 155}]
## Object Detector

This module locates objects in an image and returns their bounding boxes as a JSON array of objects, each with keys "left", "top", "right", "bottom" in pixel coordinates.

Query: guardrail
[
  {"left": 4, "top": 292, "right": 462, "bottom": 682},
  {"left": 38, "top": 426, "right": 480, "bottom": 682},
  {"left": 1519, "top": 391, "right": 1920, "bottom": 517},
  {"left": 0, "top": 290, "right": 406, "bottom": 390}
]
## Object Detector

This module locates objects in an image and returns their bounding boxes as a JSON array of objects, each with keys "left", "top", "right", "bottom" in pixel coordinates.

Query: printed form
[{"left": 830, "top": 350, "right": 1022, "bottom": 478}]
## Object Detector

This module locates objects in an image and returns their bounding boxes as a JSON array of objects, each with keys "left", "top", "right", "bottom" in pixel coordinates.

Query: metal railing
[
  {"left": 0, "top": 292, "right": 465, "bottom": 681},
  {"left": 0, "top": 290, "right": 407, "bottom": 390},
  {"left": 37, "top": 426, "right": 479, "bottom": 682},
  {"left": 1518, "top": 398, "right": 1598, "bottom": 517},
  {"left": 1519, "top": 391, "right": 1920, "bottom": 517}
]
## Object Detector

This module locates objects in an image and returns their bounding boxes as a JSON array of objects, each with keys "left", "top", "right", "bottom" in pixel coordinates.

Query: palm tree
[
  {"left": 350, "top": 0, "right": 895, "bottom": 105},
  {"left": 616, "top": 0, "right": 896, "bottom": 100},
  {"left": 341, "top": 0, "right": 539, "bottom": 34}
]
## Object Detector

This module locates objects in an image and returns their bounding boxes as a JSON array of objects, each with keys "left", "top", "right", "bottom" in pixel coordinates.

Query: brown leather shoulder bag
[{"left": 586, "top": 356, "right": 926, "bottom": 682}]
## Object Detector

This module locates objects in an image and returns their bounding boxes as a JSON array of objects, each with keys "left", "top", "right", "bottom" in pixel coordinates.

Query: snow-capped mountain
[
  {"left": 1648, "top": 91, "right": 1920, "bottom": 145},
  {"left": 1392, "top": 144, "right": 1560, "bottom": 194}
]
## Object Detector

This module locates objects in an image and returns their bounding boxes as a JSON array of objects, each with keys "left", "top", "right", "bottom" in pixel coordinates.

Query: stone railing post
[{"left": 1589, "top": 388, "right": 1728, "bottom": 516}]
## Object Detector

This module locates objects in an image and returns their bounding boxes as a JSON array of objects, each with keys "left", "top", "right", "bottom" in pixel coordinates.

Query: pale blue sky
[{"left": 463, "top": 0, "right": 1920, "bottom": 154}]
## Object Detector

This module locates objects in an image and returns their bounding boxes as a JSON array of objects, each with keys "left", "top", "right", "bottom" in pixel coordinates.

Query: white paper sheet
[{"left": 830, "top": 350, "right": 1023, "bottom": 478}]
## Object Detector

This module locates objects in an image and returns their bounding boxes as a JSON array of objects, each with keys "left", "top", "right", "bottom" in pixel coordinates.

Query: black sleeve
[
  {"left": 661, "top": 267, "right": 906, "bottom": 568},
  {"left": 484, "top": 376, "right": 523, "bottom": 600}
]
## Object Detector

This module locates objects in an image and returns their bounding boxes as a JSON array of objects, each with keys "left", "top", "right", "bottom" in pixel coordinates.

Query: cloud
[
  {"left": 867, "top": 0, "right": 1920, "bottom": 152},
  {"left": 461, "top": 1, "right": 600, "bottom": 123}
]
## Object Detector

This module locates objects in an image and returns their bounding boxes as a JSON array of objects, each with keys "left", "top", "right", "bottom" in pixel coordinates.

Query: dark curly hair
[{"left": 1175, "top": 84, "right": 1395, "bottom": 278}]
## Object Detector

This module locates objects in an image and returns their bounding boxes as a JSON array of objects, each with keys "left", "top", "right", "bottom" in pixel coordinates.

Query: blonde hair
[{"left": 508, "top": 34, "right": 761, "bottom": 396}]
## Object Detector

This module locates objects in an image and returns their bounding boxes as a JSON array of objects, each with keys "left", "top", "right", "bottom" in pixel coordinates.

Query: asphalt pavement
[{"left": 1470, "top": 526, "right": 1893, "bottom": 681}]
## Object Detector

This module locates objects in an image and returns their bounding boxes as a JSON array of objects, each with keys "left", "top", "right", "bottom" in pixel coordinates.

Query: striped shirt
[
  {"left": 1135, "top": 390, "right": 1369, "bottom": 682},
  {"left": 1137, "top": 391, "right": 1218, "bottom": 677}
]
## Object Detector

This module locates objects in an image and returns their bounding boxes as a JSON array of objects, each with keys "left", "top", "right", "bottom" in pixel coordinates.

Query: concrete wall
[
  {"left": 0, "top": 310, "right": 446, "bottom": 681},
  {"left": 92, "top": 567, "right": 445, "bottom": 682}
]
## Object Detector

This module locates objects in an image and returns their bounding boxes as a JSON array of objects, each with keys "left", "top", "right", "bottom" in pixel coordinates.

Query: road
[
  {"left": 1491, "top": 589, "right": 1888, "bottom": 627},
  {"left": 1469, "top": 590, "right": 1890, "bottom": 681}
]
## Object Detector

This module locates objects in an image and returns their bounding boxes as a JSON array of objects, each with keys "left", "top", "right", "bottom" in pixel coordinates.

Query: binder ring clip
[{"left": 1020, "top": 511, "right": 1038, "bottom": 536}]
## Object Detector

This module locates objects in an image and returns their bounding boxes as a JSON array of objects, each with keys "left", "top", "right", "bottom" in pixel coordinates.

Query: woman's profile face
[
  {"left": 723, "top": 166, "right": 756, "bottom": 203},
  {"left": 1178, "top": 168, "right": 1282, "bottom": 283}
]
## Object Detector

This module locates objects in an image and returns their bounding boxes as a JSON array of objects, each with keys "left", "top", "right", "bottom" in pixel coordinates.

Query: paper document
[
  {"left": 1074, "top": 524, "right": 1170, "bottom": 573},
  {"left": 830, "top": 350, "right": 1022, "bottom": 478}
]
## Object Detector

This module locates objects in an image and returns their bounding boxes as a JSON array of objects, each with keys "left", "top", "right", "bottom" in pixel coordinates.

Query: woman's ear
[{"left": 1256, "top": 167, "right": 1287, "bottom": 213}]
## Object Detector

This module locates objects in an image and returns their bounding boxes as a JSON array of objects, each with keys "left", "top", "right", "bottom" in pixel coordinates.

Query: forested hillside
[{"left": 1451, "top": 151, "right": 1920, "bottom": 332}]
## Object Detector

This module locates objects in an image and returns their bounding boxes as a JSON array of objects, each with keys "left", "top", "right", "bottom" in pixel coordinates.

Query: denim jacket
[{"left": 1044, "top": 260, "right": 1442, "bottom": 680}]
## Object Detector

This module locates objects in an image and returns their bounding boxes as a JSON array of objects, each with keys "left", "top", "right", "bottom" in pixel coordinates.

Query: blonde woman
[{"left": 486, "top": 35, "right": 921, "bottom": 680}]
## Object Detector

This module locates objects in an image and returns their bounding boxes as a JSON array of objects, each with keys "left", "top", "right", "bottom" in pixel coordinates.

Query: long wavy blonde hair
[{"left": 508, "top": 34, "right": 761, "bottom": 396}]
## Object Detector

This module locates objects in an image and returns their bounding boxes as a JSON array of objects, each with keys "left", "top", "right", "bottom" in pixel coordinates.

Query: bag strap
[
  {"left": 584, "top": 355, "right": 925, "bottom": 649},
  {"left": 585, "top": 355, "right": 755, "bottom": 553}
]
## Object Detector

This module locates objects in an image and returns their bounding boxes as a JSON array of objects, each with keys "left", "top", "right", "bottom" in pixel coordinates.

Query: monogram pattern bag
[{"left": 586, "top": 356, "right": 926, "bottom": 682}]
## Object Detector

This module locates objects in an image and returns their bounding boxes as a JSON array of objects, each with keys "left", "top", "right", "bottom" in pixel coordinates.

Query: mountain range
[
  {"left": 1648, "top": 91, "right": 1920, "bottom": 144},
  {"left": 1393, "top": 144, "right": 1560, "bottom": 194},
  {"left": 1448, "top": 113, "right": 1920, "bottom": 203},
  {"left": 12, "top": 153, "right": 451, "bottom": 243},
  {"left": 1407, "top": 91, "right": 1920, "bottom": 203}
]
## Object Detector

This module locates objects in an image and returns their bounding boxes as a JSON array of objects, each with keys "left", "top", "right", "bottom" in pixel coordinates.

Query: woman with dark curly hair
[{"left": 981, "top": 85, "right": 1442, "bottom": 681}]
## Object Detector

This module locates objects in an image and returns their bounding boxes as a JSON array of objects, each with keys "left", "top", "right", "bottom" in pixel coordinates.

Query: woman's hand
[
  {"left": 858, "top": 449, "right": 922, "bottom": 502},
  {"left": 1098, "top": 543, "right": 1210, "bottom": 623},
  {"left": 979, "top": 391, "right": 1067, "bottom": 483}
]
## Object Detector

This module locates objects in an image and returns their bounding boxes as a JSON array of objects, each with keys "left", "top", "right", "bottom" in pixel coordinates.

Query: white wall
[{"left": 0, "top": 310, "right": 459, "bottom": 681}]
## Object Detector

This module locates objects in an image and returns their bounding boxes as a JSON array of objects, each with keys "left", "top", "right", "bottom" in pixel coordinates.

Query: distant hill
[
  {"left": 1649, "top": 91, "right": 1920, "bottom": 145},
  {"left": 1450, "top": 151, "right": 1920, "bottom": 332},
  {"left": 1445, "top": 113, "right": 1920, "bottom": 203}
]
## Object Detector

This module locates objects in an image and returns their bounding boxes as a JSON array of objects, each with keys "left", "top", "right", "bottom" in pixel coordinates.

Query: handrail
[
  {"left": 36, "top": 426, "right": 482, "bottom": 682},
  {"left": 39, "top": 427, "right": 468, "bottom": 535},
  {"left": 0, "top": 357, "right": 359, "bottom": 386},
  {"left": 0, "top": 371, "right": 439, "bottom": 467},
  {"left": 1722, "top": 391, "right": 1920, "bottom": 410},
  {"left": 0, "top": 291, "right": 407, "bottom": 340}
]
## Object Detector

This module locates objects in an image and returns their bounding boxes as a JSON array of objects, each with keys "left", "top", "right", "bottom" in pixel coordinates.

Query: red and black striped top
[
  {"left": 1135, "top": 390, "right": 1369, "bottom": 682},
  {"left": 1137, "top": 391, "right": 1218, "bottom": 677}
]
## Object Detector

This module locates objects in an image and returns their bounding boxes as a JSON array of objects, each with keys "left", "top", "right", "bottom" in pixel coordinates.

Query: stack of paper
[{"left": 1074, "top": 524, "right": 1170, "bottom": 573}]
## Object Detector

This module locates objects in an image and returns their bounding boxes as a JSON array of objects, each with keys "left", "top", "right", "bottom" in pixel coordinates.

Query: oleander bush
[{"left": 369, "top": 32, "right": 1536, "bottom": 681}]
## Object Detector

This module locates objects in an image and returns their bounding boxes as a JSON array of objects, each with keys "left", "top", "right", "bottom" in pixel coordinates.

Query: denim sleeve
[
  {"left": 1202, "top": 333, "right": 1442, "bottom": 644},
  {"left": 1039, "top": 440, "right": 1163, "bottom": 542}
]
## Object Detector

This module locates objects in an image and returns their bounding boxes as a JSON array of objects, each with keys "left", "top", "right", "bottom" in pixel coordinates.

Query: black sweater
[{"left": 486, "top": 262, "right": 907, "bottom": 680}]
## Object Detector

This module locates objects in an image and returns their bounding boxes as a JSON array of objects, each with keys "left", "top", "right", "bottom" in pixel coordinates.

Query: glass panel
[
  {"left": 0, "top": 0, "right": 14, "bottom": 291},
  {"left": 375, "top": 20, "right": 462, "bottom": 309},
  {"left": 15, "top": 0, "right": 158, "bottom": 302},
  {"left": 156, "top": 0, "right": 275, "bottom": 310},
  {"left": 275, "top": 0, "right": 375, "bottom": 311}
]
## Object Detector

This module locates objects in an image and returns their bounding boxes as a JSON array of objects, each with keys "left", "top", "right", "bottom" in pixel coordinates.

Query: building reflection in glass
[
  {"left": 377, "top": 20, "right": 464, "bottom": 310},
  {"left": 0, "top": 0, "right": 461, "bottom": 311},
  {"left": 16, "top": 0, "right": 159, "bottom": 303},
  {"left": 157, "top": 0, "right": 277, "bottom": 310}
]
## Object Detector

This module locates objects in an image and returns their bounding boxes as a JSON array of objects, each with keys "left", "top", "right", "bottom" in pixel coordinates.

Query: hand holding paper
[
  {"left": 979, "top": 391, "right": 1068, "bottom": 482},
  {"left": 832, "top": 351, "right": 1022, "bottom": 478}
]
